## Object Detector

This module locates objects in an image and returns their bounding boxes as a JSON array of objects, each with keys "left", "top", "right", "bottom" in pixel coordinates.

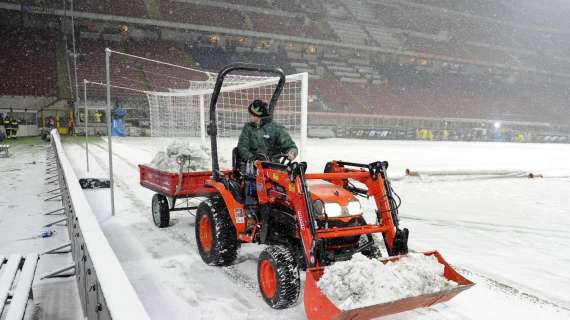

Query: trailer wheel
[
  {"left": 257, "top": 245, "right": 300, "bottom": 309},
  {"left": 152, "top": 194, "right": 170, "bottom": 228},
  {"left": 195, "top": 199, "right": 239, "bottom": 266}
]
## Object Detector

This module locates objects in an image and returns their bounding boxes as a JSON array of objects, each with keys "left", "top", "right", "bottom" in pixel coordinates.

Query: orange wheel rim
[
  {"left": 199, "top": 215, "right": 213, "bottom": 252},
  {"left": 259, "top": 260, "right": 277, "bottom": 299}
]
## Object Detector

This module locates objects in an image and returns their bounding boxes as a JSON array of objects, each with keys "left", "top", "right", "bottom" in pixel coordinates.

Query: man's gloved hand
[{"left": 287, "top": 151, "right": 296, "bottom": 161}]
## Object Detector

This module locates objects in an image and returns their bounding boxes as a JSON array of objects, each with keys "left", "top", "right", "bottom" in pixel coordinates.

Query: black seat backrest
[
  {"left": 232, "top": 147, "right": 240, "bottom": 170},
  {"left": 232, "top": 147, "right": 242, "bottom": 179}
]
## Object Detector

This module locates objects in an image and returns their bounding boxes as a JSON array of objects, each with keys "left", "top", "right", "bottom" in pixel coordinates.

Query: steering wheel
[
  {"left": 272, "top": 153, "right": 292, "bottom": 165},
  {"left": 248, "top": 152, "right": 270, "bottom": 161},
  {"left": 249, "top": 153, "right": 292, "bottom": 165}
]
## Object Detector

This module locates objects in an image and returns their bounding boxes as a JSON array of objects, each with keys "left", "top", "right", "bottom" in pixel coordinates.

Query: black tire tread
[
  {"left": 152, "top": 194, "right": 170, "bottom": 228},
  {"left": 196, "top": 199, "right": 240, "bottom": 266},
  {"left": 362, "top": 244, "right": 382, "bottom": 259},
  {"left": 258, "top": 245, "right": 300, "bottom": 309}
]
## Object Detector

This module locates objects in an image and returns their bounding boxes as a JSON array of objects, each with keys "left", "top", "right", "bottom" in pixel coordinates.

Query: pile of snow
[
  {"left": 148, "top": 141, "right": 211, "bottom": 172},
  {"left": 317, "top": 253, "right": 458, "bottom": 310}
]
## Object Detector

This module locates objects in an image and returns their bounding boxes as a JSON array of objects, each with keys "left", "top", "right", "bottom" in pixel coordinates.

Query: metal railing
[{"left": 49, "top": 130, "right": 150, "bottom": 320}]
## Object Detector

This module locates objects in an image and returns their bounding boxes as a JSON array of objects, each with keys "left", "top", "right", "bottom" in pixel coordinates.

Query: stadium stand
[
  {"left": 325, "top": 1, "right": 350, "bottom": 19},
  {"left": 340, "top": 0, "right": 377, "bottom": 23},
  {"left": 0, "top": 28, "right": 57, "bottom": 96},
  {"left": 125, "top": 40, "right": 205, "bottom": 90},
  {"left": 219, "top": 0, "right": 305, "bottom": 14},
  {"left": 247, "top": 13, "right": 325, "bottom": 39},
  {"left": 2, "top": 0, "right": 569, "bottom": 136},
  {"left": 327, "top": 19, "right": 370, "bottom": 45},
  {"left": 366, "top": 2, "right": 443, "bottom": 35},
  {"left": 158, "top": 1, "right": 245, "bottom": 29},
  {"left": 222, "top": 0, "right": 270, "bottom": 9},
  {"left": 365, "top": 25, "right": 402, "bottom": 50},
  {"left": 75, "top": 0, "right": 148, "bottom": 18},
  {"left": 311, "top": 78, "right": 567, "bottom": 124},
  {"left": 75, "top": 39, "right": 146, "bottom": 95},
  {"left": 187, "top": 46, "right": 234, "bottom": 72},
  {"left": 187, "top": 46, "right": 293, "bottom": 74}
]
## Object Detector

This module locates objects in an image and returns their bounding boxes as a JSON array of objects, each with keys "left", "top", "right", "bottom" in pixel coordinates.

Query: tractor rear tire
[
  {"left": 195, "top": 199, "right": 239, "bottom": 266},
  {"left": 257, "top": 245, "right": 300, "bottom": 309},
  {"left": 152, "top": 194, "right": 170, "bottom": 228}
]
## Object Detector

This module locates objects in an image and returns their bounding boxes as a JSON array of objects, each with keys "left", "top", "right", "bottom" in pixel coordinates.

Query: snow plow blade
[{"left": 304, "top": 251, "right": 474, "bottom": 320}]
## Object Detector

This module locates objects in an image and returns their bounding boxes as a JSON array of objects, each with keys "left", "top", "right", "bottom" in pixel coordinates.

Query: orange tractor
[{"left": 139, "top": 64, "right": 473, "bottom": 319}]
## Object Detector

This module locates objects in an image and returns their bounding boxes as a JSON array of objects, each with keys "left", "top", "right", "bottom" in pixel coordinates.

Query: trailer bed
[{"left": 138, "top": 164, "right": 220, "bottom": 197}]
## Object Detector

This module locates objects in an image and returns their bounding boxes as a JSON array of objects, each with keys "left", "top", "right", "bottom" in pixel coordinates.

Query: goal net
[{"left": 145, "top": 72, "right": 308, "bottom": 160}]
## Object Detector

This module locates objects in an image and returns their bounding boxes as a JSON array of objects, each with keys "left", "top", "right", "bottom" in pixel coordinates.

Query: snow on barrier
[
  {"left": 50, "top": 130, "right": 150, "bottom": 320},
  {"left": 2, "top": 254, "right": 39, "bottom": 320}
]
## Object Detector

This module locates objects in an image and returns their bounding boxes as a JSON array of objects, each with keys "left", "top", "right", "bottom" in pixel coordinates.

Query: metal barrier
[{"left": 49, "top": 130, "right": 150, "bottom": 320}]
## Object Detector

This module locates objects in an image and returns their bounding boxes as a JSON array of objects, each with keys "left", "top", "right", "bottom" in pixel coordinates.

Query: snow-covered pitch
[{"left": 61, "top": 137, "right": 570, "bottom": 319}]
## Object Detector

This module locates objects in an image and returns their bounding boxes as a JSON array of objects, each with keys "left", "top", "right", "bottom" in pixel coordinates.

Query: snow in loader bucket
[{"left": 304, "top": 251, "right": 474, "bottom": 320}]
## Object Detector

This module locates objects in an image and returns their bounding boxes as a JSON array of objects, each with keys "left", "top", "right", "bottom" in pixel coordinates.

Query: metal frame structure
[{"left": 49, "top": 130, "right": 150, "bottom": 320}]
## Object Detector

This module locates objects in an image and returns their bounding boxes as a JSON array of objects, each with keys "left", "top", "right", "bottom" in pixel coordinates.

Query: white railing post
[
  {"left": 105, "top": 48, "right": 116, "bottom": 217},
  {"left": 84, "top": 79, "right": 89, "bottom": 173},
  {"left": 300, "top": 72, "right": 308, "bottom": 161}
]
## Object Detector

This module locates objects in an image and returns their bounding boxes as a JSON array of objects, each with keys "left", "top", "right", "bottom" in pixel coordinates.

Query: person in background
[
  {"left": 442, "top": 129, "right": 449, "bottom": 141},
  {"left": 94, "top": 111, "right": 102, "bottom": 123},
  {"left": 68, "top": 117, "right": 76, "bottom": 136},
  {"left": 0, "top": 114, "right": 5, "bottom": 142},
  {"left": 47, "top": 115, "right": 56, "bottom": 132},
  {"left": 112, "top": 99, "right": 127, "bottom": 119},
  {"left": 0, "top": 113, "right": 4, "bottom": 138},
  {"left": 10, "top": 117, "right": 18, "bottom": 139},
  {"left": 4, "top": 115, "right": 13, "bottom": 139},
  {"left": 112, "top": 99, "right": 127, "bottom": 136}
]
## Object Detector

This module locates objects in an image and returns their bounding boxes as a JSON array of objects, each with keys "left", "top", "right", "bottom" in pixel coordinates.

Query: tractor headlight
[
  {"left": 346, "top": 201, "right": 362, "bottom": 215},
  {"left": 324, "top": 202, "right": 343, "bottom": 218}
]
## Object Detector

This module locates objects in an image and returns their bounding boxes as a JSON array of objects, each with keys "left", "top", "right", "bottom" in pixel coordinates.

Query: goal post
[{"left": 145, "top": 72, "right": 309, "bottom": 160}]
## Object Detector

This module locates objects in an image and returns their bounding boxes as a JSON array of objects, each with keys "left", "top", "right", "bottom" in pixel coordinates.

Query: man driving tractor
[{"left": 237, "top": 99, "right": 298, "bottom": 169}]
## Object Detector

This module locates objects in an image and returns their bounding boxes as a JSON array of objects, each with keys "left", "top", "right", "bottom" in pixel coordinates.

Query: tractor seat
[{"left": 222, "top": 177, "right": 244, "bottom": 204}]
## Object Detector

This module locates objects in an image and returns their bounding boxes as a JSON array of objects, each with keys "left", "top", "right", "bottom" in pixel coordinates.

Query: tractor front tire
[
  {"left": 257, "top": 246, "right": 300, "bottom": 309},
  {"left": 362, "top": 245, "right": 382, "bottom": 259},
  {"left": 152, "top": 194, "right": 170, "bottom": 228},
  {"left": 195, "top": 199, "right": 239, "bottom": 266}
]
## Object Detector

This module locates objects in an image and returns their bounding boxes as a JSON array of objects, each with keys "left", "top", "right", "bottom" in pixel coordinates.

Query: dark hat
[{"left": 248, "top": 99, "right": 269, "bottom": 117}]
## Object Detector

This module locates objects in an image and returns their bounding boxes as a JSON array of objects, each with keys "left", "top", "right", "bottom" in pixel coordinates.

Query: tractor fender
[{"left": 205, "top": 179, "right": 247, "bottom": 234}]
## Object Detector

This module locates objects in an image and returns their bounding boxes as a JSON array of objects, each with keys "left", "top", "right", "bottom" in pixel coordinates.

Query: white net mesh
[
  {"left": 146, "top": 72, "right": 308, "bottom": 159},
  {"left": 147, "top": 94, "right": 201, "bottom": 137}
]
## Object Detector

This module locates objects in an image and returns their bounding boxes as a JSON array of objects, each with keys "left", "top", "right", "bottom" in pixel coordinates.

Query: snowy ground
[
  {"left": 61, "top": 136, "right": 570, "bottom": 319},
  {"left": 0, "top": 138, "right": 82, "bottom": 320}
]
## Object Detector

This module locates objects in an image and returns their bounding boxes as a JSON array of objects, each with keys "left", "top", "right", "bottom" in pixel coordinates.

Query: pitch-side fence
[{"left": 49, "top": 130, "right": 150, "bottom": 320}]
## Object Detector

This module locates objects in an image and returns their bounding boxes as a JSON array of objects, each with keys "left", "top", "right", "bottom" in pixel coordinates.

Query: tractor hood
[{"left": 307, "top": 180, "right": 355, "bottom": 206}]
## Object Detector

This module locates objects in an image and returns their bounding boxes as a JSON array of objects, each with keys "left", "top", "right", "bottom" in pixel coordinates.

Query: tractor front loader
[{"left": 142, "top": 63, "right": 474, "bottom": 319}]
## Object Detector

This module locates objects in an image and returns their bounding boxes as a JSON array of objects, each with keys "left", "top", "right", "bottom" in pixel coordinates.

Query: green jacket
[{"left": 237, "top": 117, "right": 298, "bottom": 164}]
